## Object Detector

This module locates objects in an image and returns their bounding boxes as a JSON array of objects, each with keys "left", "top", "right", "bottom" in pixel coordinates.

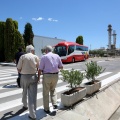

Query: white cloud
[
  {"left": 32, "top": 17, "right": 44, "bottom": 21},
  {"left": 32, "top": 17, "right": 58, "bottom": 22},
  {"left": 53, "top": 19, "right": 58, "bottom": 22},
  {"left": 48, "top": 18, "right": 52, "bottom": 21},
  {"left": 37, "top": 17, "right": 44, "bottom": 21},
  {"left": 48, "top": 18, "right": 58, "bottom": 22}
]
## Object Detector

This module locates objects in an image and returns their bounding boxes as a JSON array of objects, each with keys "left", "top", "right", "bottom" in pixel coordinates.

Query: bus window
[
  {"left": 68, "top": 45, "right": 75, "bottom": 55},
  {"left": 76, "top": 45, "right": 88, "bottom": 51},
  {"left": 76, "top": 45, "right": 83, "bottom": 51}
]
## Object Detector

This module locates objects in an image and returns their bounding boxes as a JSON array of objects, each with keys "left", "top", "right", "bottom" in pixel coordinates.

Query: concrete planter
[
  {"left": 61, "top": 87, "right": 86, "bottom": 107},
  {"left": 84, "top": 80, "right": 101, "bottom": 95}
]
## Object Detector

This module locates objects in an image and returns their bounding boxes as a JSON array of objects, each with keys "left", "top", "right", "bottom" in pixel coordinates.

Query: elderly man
[
  {"left": 38, "top": 45, "right": 63, "bottom": 114},
  {"left": 17, "top": 45, "right": 39, "bottom": 120}
]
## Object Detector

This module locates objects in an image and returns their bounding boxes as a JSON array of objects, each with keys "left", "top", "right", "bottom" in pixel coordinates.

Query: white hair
[
  {"left": 44, "top": 45, "right": 53, "bottom": 52},
  {"left": 26, "top": 45, "right": 35, "bottom": 53}
]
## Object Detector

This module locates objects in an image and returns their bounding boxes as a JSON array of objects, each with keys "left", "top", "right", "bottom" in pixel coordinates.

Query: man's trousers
[
  {"left": 21, "top": 74, "right": 37, "bottom": 119},
  {"left": 42, "top": 74, "right": 58, "bottom": 111}
]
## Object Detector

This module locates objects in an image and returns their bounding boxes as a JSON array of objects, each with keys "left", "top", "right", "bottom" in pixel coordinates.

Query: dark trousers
[{"left": 17, "top": 72, "right": 21, "bottom": 87}]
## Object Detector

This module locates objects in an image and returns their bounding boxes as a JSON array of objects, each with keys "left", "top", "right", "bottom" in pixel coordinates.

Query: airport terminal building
[{"left": 33, "top": 35, "right": 65, "bottom": 58}]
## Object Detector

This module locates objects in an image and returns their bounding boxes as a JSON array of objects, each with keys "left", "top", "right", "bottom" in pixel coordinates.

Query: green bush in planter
[
  {"left": 60, "top": 69, "right": 84, "bottom": 88},
  {"left": 85, "top": 61, "right": 105, "bottom": 82}
]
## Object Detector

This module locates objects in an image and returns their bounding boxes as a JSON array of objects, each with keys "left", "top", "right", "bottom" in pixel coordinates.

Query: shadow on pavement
[
  {"left": 0, "top": 107, "right": 27, "bottom": 120},
  {"left": 3, "top": 84, "right": 18, "bottom": 88}
]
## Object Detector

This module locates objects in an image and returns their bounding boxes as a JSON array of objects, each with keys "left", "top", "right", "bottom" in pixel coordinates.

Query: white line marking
[
  {"left": 82, "top": 72, "right": 112, "bottom": 84},
  {"left": 0, "top": 70, "right": 17, "bottom": 73},
  {"left": 0, "top": 76, "right": 18, "bottom": 81},
  {"left": 0, "top": 84, "right": 68, "bottom": 112},
  {"left": 96, "top": 72, "right": 112, "bottom": 78},
  {"left": 101, "top": 72, "right": 120, "bottom": 87},
  {"left": 0, "top": 74, "right": 13, "bottom": 77},
  {"left": 97, "top": 61, "right": 106, "bottom": 63},
  {"left": 0, "top": 80, "right": 63, "bottom": 98}
]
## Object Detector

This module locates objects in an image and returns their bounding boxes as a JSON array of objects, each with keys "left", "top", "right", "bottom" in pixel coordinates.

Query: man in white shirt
[{"left": 17, "top": 45, "right": 39, "bottom": 120}]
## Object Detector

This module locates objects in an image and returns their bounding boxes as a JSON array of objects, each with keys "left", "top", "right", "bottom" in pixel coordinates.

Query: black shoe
[
  {"left": 22, "top": 106, "right": 28, "bottom": 110},
  {"left": 28, "top": 115, "right": 36, "bottom": 120},
  {"left": 53, "top": 105, "right": 58, "bottom": 109},
  {"left": 44, "top": 109, "right": 51, "bottom": 114}
]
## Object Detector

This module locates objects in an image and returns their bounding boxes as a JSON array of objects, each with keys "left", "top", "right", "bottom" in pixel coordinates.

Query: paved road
[{"left": 0, "top": 58, "right": 120, "bottom": 120}]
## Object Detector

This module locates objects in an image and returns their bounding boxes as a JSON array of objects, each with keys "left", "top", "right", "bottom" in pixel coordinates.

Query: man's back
[
  {"left": 40, "top": 52, "right": 62, "bottom": 73},
  {"left": 17, "top": 53, "right": 39, "bottom": 74}
]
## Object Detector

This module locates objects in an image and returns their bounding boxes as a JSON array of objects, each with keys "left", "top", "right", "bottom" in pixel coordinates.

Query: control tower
[{"left": 107, "top": 24, "right": 112, "bottom": 49}]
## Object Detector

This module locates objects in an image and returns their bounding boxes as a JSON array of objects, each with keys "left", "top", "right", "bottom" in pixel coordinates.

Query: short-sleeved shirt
[
  {"left": 17, "top": 53, "right": 39, "bottom": 74},
  {"left": 39, "top": 52, "right": 63, "bottom": 73}
]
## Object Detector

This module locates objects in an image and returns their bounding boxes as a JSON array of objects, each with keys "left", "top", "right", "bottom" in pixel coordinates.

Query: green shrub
[
  {"left": 85, "top": 61, "right": 105, "bottom": 82},
  {"left": 60, "top": 69, "right": 84, "bottom": 88}
]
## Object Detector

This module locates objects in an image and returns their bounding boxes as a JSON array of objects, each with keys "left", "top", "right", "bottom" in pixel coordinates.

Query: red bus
[{"left": 53, "top": 41, "right": 89, "bottom": 63}]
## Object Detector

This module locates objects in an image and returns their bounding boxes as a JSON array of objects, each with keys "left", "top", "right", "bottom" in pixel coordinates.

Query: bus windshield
[{"left": 54, "top": 46, "right": 67, "bottom": 56}]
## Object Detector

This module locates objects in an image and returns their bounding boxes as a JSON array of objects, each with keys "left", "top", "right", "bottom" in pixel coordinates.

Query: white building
[{"left": 33, "top": 35, "right": 65, "bottom": 58}]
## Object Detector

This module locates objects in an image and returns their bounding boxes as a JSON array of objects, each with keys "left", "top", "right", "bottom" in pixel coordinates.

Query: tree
[
  {"left": 13, "top": 30, "right": 25, "bottom": 56},
  {"left": 13, "top": 20, "right": 18, "bottom": 29},
  {"left": 23, "top": 23, "right": 34, "bottom": 46},
  {"left": 0, "top": 22, "right": 5, "bottom": 61},
  {"left": 89, "top": 49, "right": 106, "bottom": 57},
  {"left": 4, "top": 18, "right": 16, "bottom": 61},
  {"left": 3, "top": 18, "right": 24, "bottom": 62},
  {"left": 76, "top": 36, "right": 83, "bottom": 45}
]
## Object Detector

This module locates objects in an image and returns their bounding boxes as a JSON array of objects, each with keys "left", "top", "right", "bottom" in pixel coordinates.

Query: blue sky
[{"left": 0, "top": 0, "right": 120, "bottom": 50}]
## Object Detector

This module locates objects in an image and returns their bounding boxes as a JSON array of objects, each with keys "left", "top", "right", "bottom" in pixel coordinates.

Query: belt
[{"left": 44, "top": 72, "right": 58, "bottom": 74}]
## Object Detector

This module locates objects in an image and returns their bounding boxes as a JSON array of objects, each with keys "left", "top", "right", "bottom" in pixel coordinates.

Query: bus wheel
[{"left": 72, "top": 58, "right": 75, "bottom": 63}]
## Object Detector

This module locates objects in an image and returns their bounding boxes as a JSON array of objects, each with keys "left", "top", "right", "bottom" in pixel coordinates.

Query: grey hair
[
  {"left": 26, "top": 45, "right": 35, "bottom": 53},
  {"left": 44, "top": 45, "right": 53, "bottom": 52}
]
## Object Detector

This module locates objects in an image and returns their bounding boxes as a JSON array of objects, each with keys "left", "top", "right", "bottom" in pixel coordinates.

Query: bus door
[{"left": 67, "top": 45, "right": 75, "bottom": 61}]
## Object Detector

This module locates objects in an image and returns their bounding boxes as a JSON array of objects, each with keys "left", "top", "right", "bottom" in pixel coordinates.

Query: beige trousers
[{"left": 43, "top": 74, "right": 58, "bottom": 111}]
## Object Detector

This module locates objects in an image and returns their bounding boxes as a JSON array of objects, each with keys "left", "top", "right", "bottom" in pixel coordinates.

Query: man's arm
[{"left": 38, "top": 69, "right": 42, "bottom": 83}]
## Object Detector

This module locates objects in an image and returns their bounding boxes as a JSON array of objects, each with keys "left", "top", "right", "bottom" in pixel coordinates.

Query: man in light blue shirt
[{"left": 38, "top": 45, "right": 63, "bottom": 114}]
